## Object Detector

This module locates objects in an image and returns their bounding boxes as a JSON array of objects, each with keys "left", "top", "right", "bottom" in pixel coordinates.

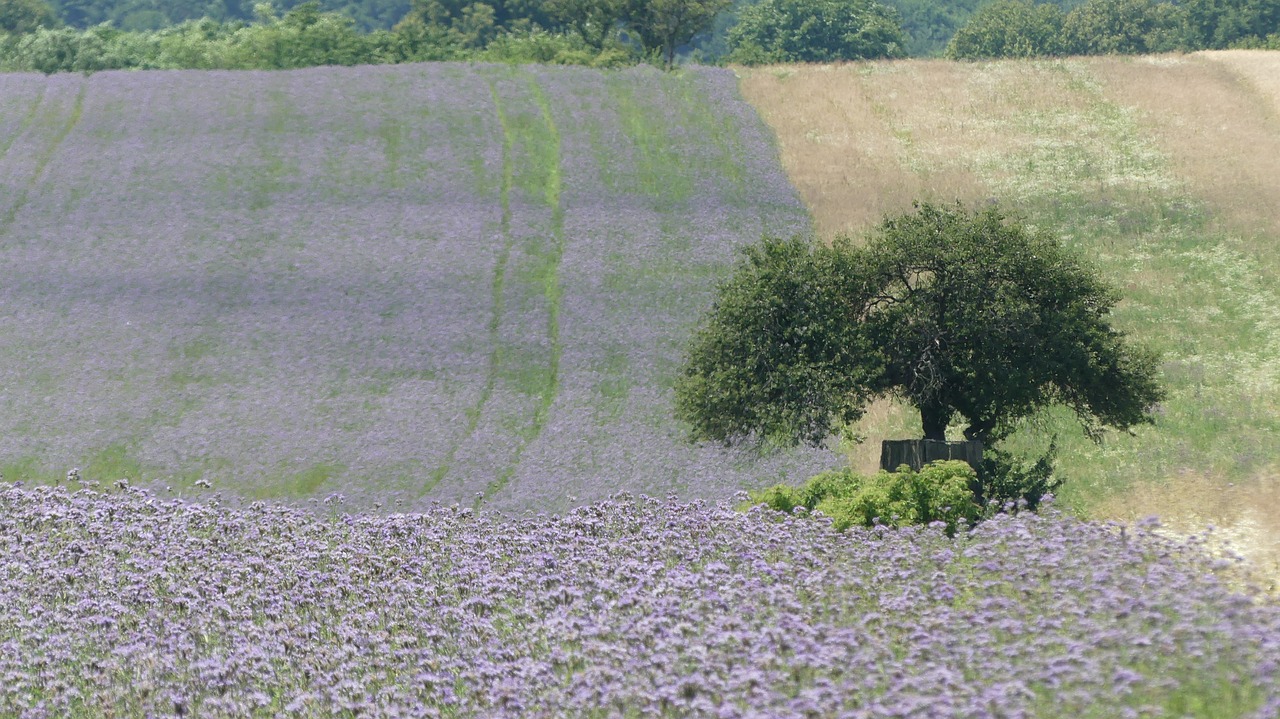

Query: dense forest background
[
  {"left": 10, "top": 0, "right": 967, "bottom": 57},
  {"left": 0, "top": 0, "right": 1277, "bottom": 73}
]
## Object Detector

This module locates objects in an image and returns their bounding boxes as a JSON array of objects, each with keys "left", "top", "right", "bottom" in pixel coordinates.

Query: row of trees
[
  {"left": 0, "top": 1, "right": 636, "bottom": 72},
  {"left": 0, "top": 0, "right": 914, "bottom": 71},
  {"left": 947, "top": 0, "right": 1280, "bottom": 58},
  {"left": 2, "top": 0, "right": 1276, "bottom": 73}
]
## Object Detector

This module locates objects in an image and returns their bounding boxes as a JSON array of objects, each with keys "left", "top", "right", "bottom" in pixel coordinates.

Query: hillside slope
[
  {"left": 0, "top": 63, "right": 837, "bottom": 511},
  {"left": 738, "top": 51, "right": 1280, "bottom": 575}
]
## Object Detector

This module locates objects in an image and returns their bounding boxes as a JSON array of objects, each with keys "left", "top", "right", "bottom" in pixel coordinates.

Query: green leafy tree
[
  {"left": 1181, "top": 0, "right": 1280, "bottom": 48},
  {"left": 1062, "top": 0, "right": 1186, "bottom": 54},
  {"left": 627, "top": 0, "right": 731, "bottom": 68},
  {"left": 944, "top": 0, "right": 1065, "bottom": 58},
  {"left": 725, "top": 0, "right": 907, "bottom": 63},
  {"left": 675, "top": 232, "right": 883, "bottom": 447},
  {"left": 675, "top": 201, "right": 1164, "bottom": 447},
  {"left": 1, "top": 0, "right": 59, "bottom": 33},
  {"left": 878, "top": 0, "right": 985, "bottom": 56},
  {"left": 544, "top": 0, "right": 627, "bottom": 46}
]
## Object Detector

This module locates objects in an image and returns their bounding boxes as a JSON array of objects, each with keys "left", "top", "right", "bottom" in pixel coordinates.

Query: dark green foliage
[
  {"left": 676, "top": 202, "right": 1164, "bottom": 449},
  {"left": 478, "top": 27, "right": 636, "bottom": 66},
  {"left": 696, "top": 0, "right": 1059, "bottom": 59},
  {"left": 879, "top": 0, "right": 985, "bottom": 55},
  {"left": 30, "top": 0, "right": 1280, "bottom": 58},
  {"left": 674, "top": 235, "right": 883, "bottom": 448},
  {"left": 975, "top": 444, "right": 1061, "bottom": 510},
  {"left": 945, "top": 0, "right": 1064, "bottom": 58},
  {"left": 626, "top": 0, "right": 732, "bottom": 68},
  {"left": 543, "top": 0, "right": 627, "bottom": 47},
  {"left": 1181, "top": 0, "right": 1280, "bottom": 48},
  {"left": 1, "top": 0, "right": 60, "bottom": 33},
  {"left": 1, "top": 24, "right": 125, "bottom": 72},
  {"left": 724, "top": 0, "right": 907, "bottom": 64},
  {"left": 0, "top": 4, "right": 391, "bottom": 71},
  {"left": 394, "top": 0, "right": 546, "bottom": 48},
  {"left": 0, "top": 0, "right": 640, "bottom": 71},
  {"left": 45, "top": 0, "right": 406, "bottom": 30},
  {"left": 1062, "top": 0, "right": 1186, "bottom": 54},
  {"left": 862, "top": 202, "right": 1165, "bottom": 444},
  {"left": 9, "top": 0, "right": 742, "bottom": 71},
  {"left": 747, "top": 460, "right": 983, "bottom": 534},
  {"left": 239, "top": 1, "right": 371, "bottom": 68},
  {"left": 947, "top": 0, "right": 1280, "bottom": 57},
  {"left": 395, "top": 0, "right": 724, "bottom": 66}
]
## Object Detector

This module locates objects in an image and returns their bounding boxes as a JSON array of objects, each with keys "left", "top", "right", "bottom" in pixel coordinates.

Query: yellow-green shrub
[{"left": 747, "top": 461, "right": 982, "bottom": 535}]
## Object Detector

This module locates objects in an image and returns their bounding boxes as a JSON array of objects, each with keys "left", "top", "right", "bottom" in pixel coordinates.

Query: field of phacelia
[
  {"left": 2, "top": 482, "right": 1278, "bottom": 717},
  {"left": 0, "top": 63, "right": 836, "bottom": 511},
  {"left": 6, "top": 57, "right": 1280, "bottom": 718}
]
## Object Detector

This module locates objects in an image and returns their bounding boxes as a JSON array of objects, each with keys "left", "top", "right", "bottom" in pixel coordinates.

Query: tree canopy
[
  {"left": 945, "top": 0, "right": 1066, "bottom": 58},
  {"left": 946, "top": 0, "right": 1280, "bottom": 58},
  {"left": 675, "top": 202, "right": 1165, "bottom": 448},
  {"left": 1, "top": 0, "right": 60, "bottom": 33},
  {"left": 628, "top": 0, "right": 732, "bottom": 67},
  {"left": 724, "top": 0, "right": 906, "bottom": 64}
]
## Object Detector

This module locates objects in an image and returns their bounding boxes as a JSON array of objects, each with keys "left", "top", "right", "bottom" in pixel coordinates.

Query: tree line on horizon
[
  {"left": 0, "top": 0, "right": 1275, "bottom": 73},
  {"left": 947, "top": 0, "right": 1280, "bottom": 58}
]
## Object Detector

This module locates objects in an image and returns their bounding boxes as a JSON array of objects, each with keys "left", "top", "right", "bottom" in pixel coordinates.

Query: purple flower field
[
  {"left": 1, "top": 482, "right": 1277, "bottom": 718},
  {"left": 0, "top": 63, "right": 836, "bottom": 510},
  {"left": 6, "top": 63, "right": 1278, "bottom": 718}
]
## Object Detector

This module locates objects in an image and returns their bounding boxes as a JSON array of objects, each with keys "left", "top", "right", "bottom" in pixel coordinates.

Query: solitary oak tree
[{"left": 675, "top": 202, "right": 1164, "bottom": 448}]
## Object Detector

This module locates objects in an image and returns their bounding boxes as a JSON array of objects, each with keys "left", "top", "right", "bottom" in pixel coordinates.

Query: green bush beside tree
[{"left": 748, "top": 460, "right": 984, "bottom": 534}]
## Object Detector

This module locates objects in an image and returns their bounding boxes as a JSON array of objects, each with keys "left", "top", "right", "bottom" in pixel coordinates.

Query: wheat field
[{"left": 738, "top": 51, "right": 1280, "bottom": 586}]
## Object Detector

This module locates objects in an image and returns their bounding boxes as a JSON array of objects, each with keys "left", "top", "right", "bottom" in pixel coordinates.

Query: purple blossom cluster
[
  {"left": 1, "top": 482, "right": 1277, "bottom": 718},
  {"left": 0, "top": 63, "right": 834, "bottom": 510}
]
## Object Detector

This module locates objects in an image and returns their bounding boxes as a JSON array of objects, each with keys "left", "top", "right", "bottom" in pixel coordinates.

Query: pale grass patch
[
  {"left": 1198, "top": 50, "right": 1280, "bottom": 114},
  {"left": 735, "top": 60, "right": 993, "bottom": 238},
  {"left": 961, "top": 59, "right": 1188, "bottom": 207},
  {"left": 1135, "top": 55, "right": 1191, "bottom": 67},
  {"left": 1095, "top": 51, "right": 1280, "bottom": 243},
  {"left": 736, "top": 58, "right": 1190, "bottom": 234},
  {"left": 842, "top": 397, "right": 921, "bottom": 475},
  {"left": 1094, "top": 469, "right": 1280, "bottom": 595},
  {"left": 1179, "top": 245, "right": 1280, "bottom": 396}
]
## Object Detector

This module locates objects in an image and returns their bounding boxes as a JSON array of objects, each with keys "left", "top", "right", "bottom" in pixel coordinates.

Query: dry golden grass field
[{"left": 737, "top": 51, "right": 1280, "bottom": 587}]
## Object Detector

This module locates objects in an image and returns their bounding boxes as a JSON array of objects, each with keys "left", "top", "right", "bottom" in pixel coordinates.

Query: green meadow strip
[
  {"left": 481, "top": 71, "right": 565, "bottom": 506},
  {"left": 606, "top": 75, "right": 693, "bottom": 208},
  {"left": 248, "top": 86, "right": 297, "bottom": 213},
  {"left": 421, "top": 77, "right": 515, "bottom": 498},
  {"left": 0, "top": 81, "right": 84, "bottom": 237},
  {"left": 0, "top": 84, "right": 46, "bottom": 164},
  {"left": 963, "top": 60, "right": 1280, "bottom": 508}
]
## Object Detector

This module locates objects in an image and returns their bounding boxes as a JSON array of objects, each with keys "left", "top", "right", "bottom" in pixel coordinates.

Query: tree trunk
[{"left": 920, "top": 403, "right": 949, "bottom": 441}]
